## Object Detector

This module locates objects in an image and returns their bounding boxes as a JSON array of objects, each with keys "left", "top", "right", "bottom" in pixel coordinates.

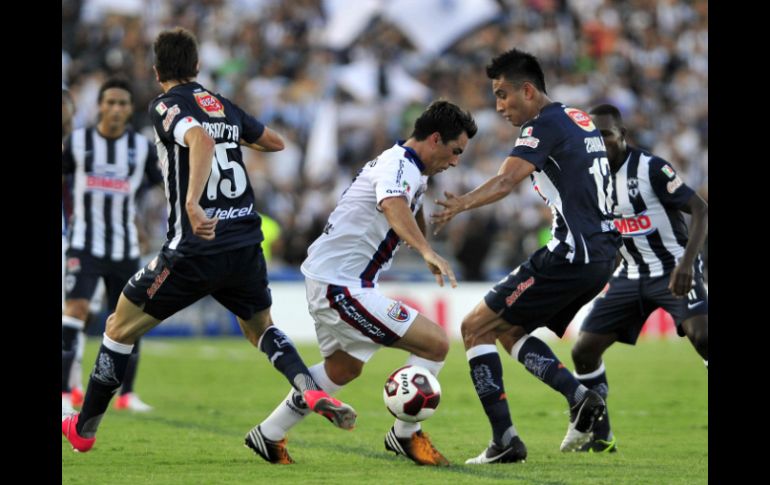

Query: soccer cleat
[
  {"left": 62, "top": 393, "right": 74, "bottom": 417},
  {"left": 579, "top": 435, "right": 618, "bottom": 453},
  {"left": 302, "top": 390, "right": 356, "bottom": 430},
  {"left": 71, "top": 387, "right": 84, "bottom": 408},
  {"left": 244, "top": 425, "right": 295, "bottom": 464},
  {"left": 62, "top": 413, "right": 95, "bottom": 452},
  {"left": 114, "top": 393, "right": 153, "bottom": 412},
  {"left": 464, "top": 436, "right": 528, "bottom": 464},
  {"left": 384, "top": 426, "right": 450, "bottom": 466},
  {"left": 560, "top": 389, "right": 606, "bottom": 452}
]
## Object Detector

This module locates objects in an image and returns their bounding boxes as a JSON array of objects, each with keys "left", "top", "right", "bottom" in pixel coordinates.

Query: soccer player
[
  {"left": 569, "top": 103, "right": 708, "bottom": 452},
  {"left": 61, "top": 79, "right": 160, "bottom": 415},
  {"left": 247, "top": 101, "right": 476, "bottom": 466},
  {"left": 62, "top": 27, "right": 356, "bottom": 453},
  {"left": 431, "top": 48, "right": 621, "bottom": 463}
]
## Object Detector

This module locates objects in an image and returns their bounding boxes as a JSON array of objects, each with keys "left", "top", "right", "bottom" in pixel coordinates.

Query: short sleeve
[
  {"left": 373, "top": 157, "right": 422, "bottom": 207},
  {"left": 508, "top": 116, "right": 561, "bottom": 170},
  {"left": 648, "top": 158, "right": 694, "bottom": 209}
]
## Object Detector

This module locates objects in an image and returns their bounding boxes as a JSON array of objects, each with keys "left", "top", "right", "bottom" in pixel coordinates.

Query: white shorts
[{"left": 305, "top": 277, "right": 419, "bottom": 363}]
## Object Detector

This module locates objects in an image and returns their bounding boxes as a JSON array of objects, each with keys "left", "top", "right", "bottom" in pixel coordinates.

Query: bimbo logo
[
  {"left": 564, "top": 108, "right": 596, "bottom": 132},
  {"left": 194, "top": 92, "right": 225, "bottom": 117},
  {"left": 86, "top": 175, "right": 130, "bottom": 193},
  {"left": 614, "top": 215, "right": 653, "bottom": 235}
]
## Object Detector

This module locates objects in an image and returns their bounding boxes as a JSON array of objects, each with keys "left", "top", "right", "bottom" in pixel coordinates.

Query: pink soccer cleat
[
  {"left": 61, "top": 413, "right": 95, "bottom": 452},
  {"left": 302, "top": 390, "right": 357, "bottom": 430}
]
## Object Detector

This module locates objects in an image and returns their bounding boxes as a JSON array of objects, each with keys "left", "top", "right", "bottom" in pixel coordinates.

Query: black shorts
[
  {"left": 122, "top": 243, "right": 272, "bottom": 321},
  {"left": 484, "top": 247, "right": 615, "bottom": 337},
  {"left": 581, "top": 270, "right": 708, "bottom": 345},
  {"left": 64, "top": 249, "right": 140, "bottom": 311}
]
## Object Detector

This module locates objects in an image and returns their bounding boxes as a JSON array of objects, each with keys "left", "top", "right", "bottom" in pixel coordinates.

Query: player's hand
[
  {"left": 430, "top": 191, "right": 462, "bottom": 235},
  {"left": 187, "top": 204, "right": 218, "bottom": 240},
  {"left": 668, "top": 262, "right": 693, "bottom": 298},
  {"left": 422, "top": 250, "right": 457, "bottom": 288}
]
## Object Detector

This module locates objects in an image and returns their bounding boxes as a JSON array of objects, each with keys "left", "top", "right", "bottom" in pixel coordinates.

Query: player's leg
[
  {"left": 385, "top": 313, "right": 450, "bottom": 466},
  {"left": 69, "top": 282, "right": 105, "bottom": 407},
  {"left": 681, "top": 315, "right": 708, "bottom": 366}
]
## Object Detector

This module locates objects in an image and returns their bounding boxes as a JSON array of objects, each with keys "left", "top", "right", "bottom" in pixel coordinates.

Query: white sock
[
  {"left": 703, "top": 359, "right": 708, "bottom": 369},
  {"left": 69, "top": 330, "right": 86, "bottom": 390},
  {"left": 259, "top": 363, "right": 341, "bottom": 441},
  {"left": 393, "top": 355, "right": 445, "bottom": 439}
]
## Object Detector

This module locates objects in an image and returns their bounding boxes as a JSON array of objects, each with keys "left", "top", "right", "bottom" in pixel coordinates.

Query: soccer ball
[{"left": 382, "top": 365, "right": 441, "bottom": 422}]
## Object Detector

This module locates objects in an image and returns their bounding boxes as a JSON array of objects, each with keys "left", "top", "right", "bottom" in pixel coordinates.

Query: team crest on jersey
[
  {"left": 387, "top": 302, "right": 410, "bottom": 322},
  {"left": 162, "top": 104, "right": 181, "bottom": 132},
  {"left": 667, "top": 175, "right": 683, "bottom": 194},
  {"left": 627, "top": 177, "right": 640, "bottom": 198},
  {"left": 194, "top": 92, "right": 225, "bottom": 118},
  {"left": 564, "top": 108, "right": 596, "bottom": 132},
  {"left": 661, "top": 165, "right": 676, "bottom": 179},
  {"left": 155, "top": 102, "right": 168, "bottom": 115},
  {"left": 66, "top": 257, "right": 81, "bottom": 273}
]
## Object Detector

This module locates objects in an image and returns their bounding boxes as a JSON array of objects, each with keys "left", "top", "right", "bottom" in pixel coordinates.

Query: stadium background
[{"left": 62, "top": 0, "right": 708, "bottom": 341}]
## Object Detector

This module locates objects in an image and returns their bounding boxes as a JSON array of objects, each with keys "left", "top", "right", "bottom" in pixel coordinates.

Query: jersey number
[
  {"left": 588, "top": 157, "right": 614, "bottom": 215},
  {"left": 206, "top": 142, "right": 248, "bottom": 200}
]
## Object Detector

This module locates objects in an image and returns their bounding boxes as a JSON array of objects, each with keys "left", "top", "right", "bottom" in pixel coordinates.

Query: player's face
[
  {"left": 425, "top": 131, "right": 468, "bottom": 175},
  {"left": 492, "top": 78, "right": 531, "bottom": 127},
  {"left": 593, "top": 114, "right": 626, "bottom": 169},
  {"left": 98, "top": 88, "right": 133, "bottom": 133}
]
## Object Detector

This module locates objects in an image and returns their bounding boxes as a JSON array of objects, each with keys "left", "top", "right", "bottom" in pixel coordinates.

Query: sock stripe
[
  {"left": 509, "top": 335, "right": 531, "bottom": 361},
  {"left": 102, "top": 333, "right": 134, "bottom": 354},
  {"left": 574, "top": 362, "right": 606, "bottom": 380},
  {"left": 62, "top": 315, "right": 85, "bottom": 330},
  {"left": 466, "top": 344, "right": 498, "bottom": 361}
]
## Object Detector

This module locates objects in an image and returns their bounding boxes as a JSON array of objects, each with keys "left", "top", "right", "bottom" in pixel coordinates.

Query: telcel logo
[{"left": 204, "top": 203, "right": 254, "bottom": 220}]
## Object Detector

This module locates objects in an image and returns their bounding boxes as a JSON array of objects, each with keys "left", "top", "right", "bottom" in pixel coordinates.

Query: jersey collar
[{"left": 397, "top": 140, "right": 426, "bottom": 172}]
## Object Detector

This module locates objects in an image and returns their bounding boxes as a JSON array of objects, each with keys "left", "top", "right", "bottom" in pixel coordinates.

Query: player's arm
[
  {"left": 669, "top": 193, "right": 708, "bottom": 297},
  {"left": 415, "top": 206, "right": 427, "bottom": 237},
  {"left": 184, "top": 126, "right": 218, "bottom": 240},
  {"left": 430, "top": 156, "right": 536, "bottom": 232},
  {"left": 240, "top": 127, "right": 285, "bottom": 152},
  {"left": 380, "top": 196, "right": 457, "bottom": 288}
]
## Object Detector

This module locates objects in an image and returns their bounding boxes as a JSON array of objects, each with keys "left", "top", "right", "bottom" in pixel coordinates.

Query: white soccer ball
[{"left": 382, "top": 365, "right": 441, "bottom": 422}]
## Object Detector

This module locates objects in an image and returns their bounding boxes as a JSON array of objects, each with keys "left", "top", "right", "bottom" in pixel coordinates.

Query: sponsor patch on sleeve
[
  {"left": 515, "top": 136, "right": 540, "bottom": 149},
  {"left": 564, "top": 107, "right": 596, "bottom": 132},
  {"left": 162, "top": 104, "right": 181, "bottom": 132},
  {"left": 193, "top": 91, "right": 226, "bottom": 117},
  {"left": 661, "top": 165, "right": 676, "bottom": 178},
  {"left": 155, "top": 102, "right": 168, "bottom": 115},
  {"left": 667, "top": 175, "right": 684, "bottom": 193},
  {"left": 521, "top": 126, "right": 533, "bottom": 137}
]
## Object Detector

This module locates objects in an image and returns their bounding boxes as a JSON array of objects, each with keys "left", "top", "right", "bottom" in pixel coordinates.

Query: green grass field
[{"left": 62, "top": 337, "right": 707, "bottom": 484}]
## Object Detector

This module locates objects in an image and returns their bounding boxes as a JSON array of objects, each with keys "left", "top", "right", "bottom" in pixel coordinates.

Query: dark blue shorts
[
  {"left": 64, "top": 249, "right": 140, "bottom": 311},
  {"left": 484, "top": 247, "right": 616, "bottom": 338},
  {"left": 581, "top": 271, "right": 708, "bottom": 345},
  {"left": 122, "top": 243, "right": 272, "bottom": 321}
]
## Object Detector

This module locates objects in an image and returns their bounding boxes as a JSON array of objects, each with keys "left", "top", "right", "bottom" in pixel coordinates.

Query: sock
[
  {"left": 512, "top": 335, "right": 585, "bottom": 407},
  {"left": 258, "top": 326, "right": 319, "bottom": 393},
  {"left": 259, "top": 362, "right": 340, "bottom": 441},
  {"left": 62, "top": 316, "right": 85, "bottom": 393},
  {"left": 574, "top": 362, "right": 612, "bottom": 440},
  {"left": 703, "top": 359, "right": 708, "bottom": 369},
  {"left": 393, "top": 355, "right": 446, "bottom": 438},
  {"left": 467, "top": 344, "right": 518, "bottom": 447},
  {"left": 68, "top": 330, "right": 86, "bottom": 391},
  {"left": 120, "top": 339, "right": 141, "bottom": 395},
  {"left": 76, "top": 334, "right": 133, "bottom": 438}
]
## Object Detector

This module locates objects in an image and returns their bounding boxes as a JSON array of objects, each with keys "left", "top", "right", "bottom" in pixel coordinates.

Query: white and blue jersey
[
  {"left": 612, "top": 145, "right": 699, "bottom": 279},
  {"left": 301, "top": 142, "right": 427, "bottom": 288},
  {"left": 510, "top": 103, "right": 621, "bottom": 264}
]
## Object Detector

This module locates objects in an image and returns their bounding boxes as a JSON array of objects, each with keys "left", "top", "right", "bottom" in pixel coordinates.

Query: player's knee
[
  {"left": 571, "top": 340, "right": 601, "bottom": 373},
  {"left": 460, "top": 316, "right": 480, "bottom": 347},
  {"left": 326, "top": 361, "right": 362, "bottom": 386},
  {"left": 104, "top": 313, "right": 135, "bottom": 344},
  {"left": 64, "top": 300, "right": 90, "bottom": 321},
  {"left": 688, "top": 327, "right": 708, "bottom": 357},
  {"left": 425, "top": 332, "right": 449, "bottom": 361}
]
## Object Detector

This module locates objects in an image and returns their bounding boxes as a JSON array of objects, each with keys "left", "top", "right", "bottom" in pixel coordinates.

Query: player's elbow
[{"left": 257, "top": 129, "right": 285, "bottom": 152}]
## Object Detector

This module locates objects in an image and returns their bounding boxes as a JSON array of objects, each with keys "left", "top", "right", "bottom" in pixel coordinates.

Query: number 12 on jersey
[{"left": 589, "top": 156, "right": 614, "bottom": 215}]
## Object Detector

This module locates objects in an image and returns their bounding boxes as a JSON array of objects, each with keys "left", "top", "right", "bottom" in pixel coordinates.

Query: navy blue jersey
[
  {"left": 612, "top": 145, "right": 698, "bottom": 279},
  {"left": 62, "top": 127, "right": 160, "bottom": 261},
  {"left": 149, "top": 82, "right": 266, "bottom": 256},
  {"left": 510, "top": 103, "right": 621, "bottom": 263}
]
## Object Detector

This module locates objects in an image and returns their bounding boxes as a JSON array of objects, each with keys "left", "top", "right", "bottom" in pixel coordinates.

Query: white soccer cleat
[
  {"left": 114, "top": 393, "right": 154, "bottom": 412},
  {"left": 560, "top": 390, "right": 605, "bottom": 452}
]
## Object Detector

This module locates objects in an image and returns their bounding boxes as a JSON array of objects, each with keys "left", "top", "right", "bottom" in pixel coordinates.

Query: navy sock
[
  {"left": 120, "top": 339, "right": 141, "bottom": 395},
  {"left": 259, "top": 326, "right": 318, "bottom": 393},
  {"left": 575, "top": 363, "right": 612, "bottom": 440},
  {"left": 514, "top": 336, "right": 582, "bottom": 406},
  {"left": 468, "top": 346, "right": 516, "bottom": 447},
  {"left": 77, "top": 338, "right": 132, "bottom": 437},
  {"left": 62, "top": 325, "right": 80, "bottom": 393}
]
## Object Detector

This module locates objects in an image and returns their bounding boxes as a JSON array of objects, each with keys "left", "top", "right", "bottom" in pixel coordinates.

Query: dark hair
[
  {"left": 411, "top": 100, "right": 477, "bottom": 142},
  {"left": 98, "top": 78, "right": 133, "bottom": 103},
  {"left": 154, "top": 27, "right": 199, "bottom": 83},
  {"left": 486, "top": 48, "right": 547, "bottom": 94},
  {"left": 589, "top": 103, "right": 624, "bottom": 124}
]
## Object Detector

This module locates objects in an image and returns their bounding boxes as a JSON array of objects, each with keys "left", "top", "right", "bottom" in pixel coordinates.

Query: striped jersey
[
  {"left": 301, "top": 142, "right": 427, "bottom": 288},
  {"left": 612, "top": 145, "right": 697, "bottom": 279},
  {"left": 149, "top": 82, "right": 266, "bottom": 256},
  {"left": 510, "top": 102, "right": 621, "bottom": 263},
  {"left": 62, "top": 127, "right": 161, "bottom": 261}
]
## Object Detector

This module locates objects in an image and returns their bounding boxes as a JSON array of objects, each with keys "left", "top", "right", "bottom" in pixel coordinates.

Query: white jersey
[{"left": 301, "top": 142, "right": 428, "bottom": 288}]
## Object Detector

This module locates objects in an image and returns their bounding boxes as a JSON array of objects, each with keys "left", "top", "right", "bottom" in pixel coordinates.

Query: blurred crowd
[{"left": 62, "top": 0, "right": 708, "bottom": 281}]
